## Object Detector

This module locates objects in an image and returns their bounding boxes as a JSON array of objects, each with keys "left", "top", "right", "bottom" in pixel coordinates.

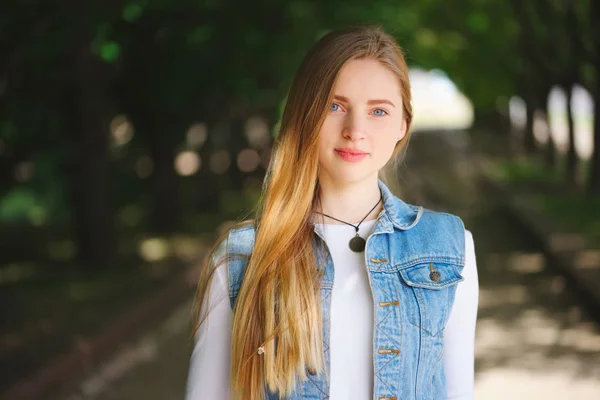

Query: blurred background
[{"left": 1, "top": 1, "right": 600, "bottom": 399}]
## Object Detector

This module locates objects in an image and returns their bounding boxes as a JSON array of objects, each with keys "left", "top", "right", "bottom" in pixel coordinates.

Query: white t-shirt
[{"left": 185, "top": 221, "right": 479, "bottom": 400}]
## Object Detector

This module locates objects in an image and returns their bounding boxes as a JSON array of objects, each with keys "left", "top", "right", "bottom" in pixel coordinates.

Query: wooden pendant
[{"left": 349, "top": 235, "right": 366, "bottom": 253}]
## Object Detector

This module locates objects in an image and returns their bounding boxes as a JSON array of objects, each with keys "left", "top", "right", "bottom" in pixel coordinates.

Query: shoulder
[
  {"left": 227, "top": 220, "right": 257, "bottom": 256},
  {"left": 224, "top": 220, "right": 256, "bottom": 296},
  {"left": 420, "top": 209, "right": 474, "bottom": 250},
  {"left": 415, "top": 206, "right": 466, "bottom": 238},
  {"left": 408, "top": 206, "right": 469, "bottom": 262}
]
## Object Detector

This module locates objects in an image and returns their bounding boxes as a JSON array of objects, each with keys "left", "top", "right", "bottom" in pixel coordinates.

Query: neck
[{"left": 315, "top": 175, "right": 383, "bottom": 225}]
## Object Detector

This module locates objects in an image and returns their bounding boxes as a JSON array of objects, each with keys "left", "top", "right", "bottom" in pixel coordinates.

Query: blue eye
[
  {"left": 330, "top": 103, "right": 340, "bottom": 112},
  {"left": 373, "top": 108, "right": 387, "bottom": 116}
]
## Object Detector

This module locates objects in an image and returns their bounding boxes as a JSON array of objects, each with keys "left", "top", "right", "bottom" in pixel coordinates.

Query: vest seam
[{"left": 376, "top": 373, "right": 397, "bottom": 398}]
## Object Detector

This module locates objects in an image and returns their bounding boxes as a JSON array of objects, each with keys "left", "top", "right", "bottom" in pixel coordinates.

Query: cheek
[
  {"left": 372, "top": 126, "right": 400, "bottom": 160},
  {"left": 374, "top": 141, "right": 397, "bottom": 160},
  {"left": 318, "top": 118, "right": 340, "bottom": 148},
  {"left": 320, "top": 117, "right": 342, "bottom": 137}
]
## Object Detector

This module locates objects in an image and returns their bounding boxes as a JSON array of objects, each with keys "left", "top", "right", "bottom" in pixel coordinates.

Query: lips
[
  {"left": 335, "top": 148, "right": 367, "bottom": 155},
  {"left": 334, "top": 148, "right": 368, "bottom": 163}
]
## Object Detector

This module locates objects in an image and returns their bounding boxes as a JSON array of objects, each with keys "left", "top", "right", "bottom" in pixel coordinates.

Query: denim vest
[{"left": 226, "top": 180, "right": 465, "bottom": 400}]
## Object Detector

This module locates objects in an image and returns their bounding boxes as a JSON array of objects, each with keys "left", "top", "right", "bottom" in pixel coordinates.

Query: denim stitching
[
  {"left": 376, "top": 327, "right": 402, "bottom": 352},
  {"left": 376, "top": 372, "right": 396, "bottom": 397},
  {"left": 385, "top": 256, "right": 465, "bottom": 272},
  {"left": 377, "top": 307, "right": 393, "bottom": 325},
  {"left": 376, "top": 309, "right": 401, "bottom": 349},
  {"left": 428, "top": 351, "right": 444, "bottom": 397},
  {"left": 305, "top": 373, "right": 329, "bottom": 399},
  {"left": 374, "top": 292, "right": 401, "bottom": 389},
  {"left": 407, "top": 320, "right": 440, "bottom": 337},
  {"left": 375, "top": 350, "right": 399, "bottom": 375},
  {"left": 322, "top": 291, "right": 331, "bottom": 352}
]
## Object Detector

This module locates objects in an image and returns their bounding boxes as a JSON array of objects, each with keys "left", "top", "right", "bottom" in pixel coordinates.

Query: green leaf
[
  {"left": 467, "top": 12, "right": 489, "bottom": 33},
  {"left": 0, "top": 120, "right": 18, "bottom": 143},
  {"left": 100, "top": 41, "right": 120, "bottom": 63},
  {"left": 122, "top": 3, "right": 144, "bottom": 23},
  {"left": 416, "top": 28, "right": 437, "bottom": 48},
  {"left": 188, "top": 26, "right": 212, "bottom": 46}
]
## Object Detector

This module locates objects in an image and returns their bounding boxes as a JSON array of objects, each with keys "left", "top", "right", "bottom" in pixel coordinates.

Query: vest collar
[
  {"left": 312, "top": 179, "right": 423, "bottom": 239},
  {"left": 377, "top": 178, "right": 423, "bottom": 231}
]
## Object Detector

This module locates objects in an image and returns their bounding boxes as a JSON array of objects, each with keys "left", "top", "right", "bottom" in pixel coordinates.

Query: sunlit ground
[{"left": 474, "top": 252, "right": 600, "bottom": 399}]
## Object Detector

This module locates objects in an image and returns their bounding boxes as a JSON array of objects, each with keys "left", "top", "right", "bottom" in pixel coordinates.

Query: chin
[{"left": 323, "top": 167, "right": 375, "bottom": 185}]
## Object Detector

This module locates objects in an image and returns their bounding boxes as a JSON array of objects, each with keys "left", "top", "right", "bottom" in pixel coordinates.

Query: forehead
[{"left": 333, "top": 59, "right": 402, "bottom": 101}]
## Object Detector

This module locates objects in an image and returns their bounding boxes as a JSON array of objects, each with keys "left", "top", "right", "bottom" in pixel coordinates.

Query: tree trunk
[
  {"left": 196, "top": 120, "right": 221, "bottom": 214},
  {"left": 472, "top": 107, "right": 511, "bottom": 135},
  {"left": 524, "top": 100, "right": 536, "bottom": 154},
  {"left": 589, "top": 84, "right": 600, "bottom": 195},
  {"left": 542, "top": 109, "right": 557, "bottom": 169},
  {"left": 541, "top": 86, "right": 556, "bottom": 169},
  {"left": 565, "top": 83, "right": 578, "bottom": 186},
  {"left": 66, "top": 45, "right": 114, "bottom": 267},
  {"left": 149, "top": 127, "right": 180, "bottom": 234},
  {"left": 587, "top": 2, "right": 600, "bottom": 195},
  {"left": 229, "top": 116, "right": 247, "bottom": 192}
]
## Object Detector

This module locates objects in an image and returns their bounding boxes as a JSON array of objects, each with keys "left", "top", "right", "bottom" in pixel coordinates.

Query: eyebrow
[{"left": 333, "top": 95, "right": 396, "bottom": 108}]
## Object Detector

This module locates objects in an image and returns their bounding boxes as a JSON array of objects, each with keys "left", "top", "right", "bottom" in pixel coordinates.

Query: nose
[{"left": 342, "top": 112, "right": 367, "bottom": 141}]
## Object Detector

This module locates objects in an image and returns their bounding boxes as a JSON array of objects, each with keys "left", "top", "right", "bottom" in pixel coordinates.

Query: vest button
[
  {"left": 430, "top": 270, "right": 441, "bottom": 282},
  {"left": 370, "top": 257, "right": 388, "bottom": 263},
  {"left": 377, "top": 348, "right": 401, "bottom": 355}
]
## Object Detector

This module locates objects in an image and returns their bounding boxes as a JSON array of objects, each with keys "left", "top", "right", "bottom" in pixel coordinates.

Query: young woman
[{"left": 185, "top": 25, "right": 479, "bottom": 400}]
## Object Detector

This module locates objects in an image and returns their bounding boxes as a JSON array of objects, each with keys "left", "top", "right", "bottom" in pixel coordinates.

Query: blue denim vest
[{"left": 226, "top": 179, "right": 465, "bottom": 400}]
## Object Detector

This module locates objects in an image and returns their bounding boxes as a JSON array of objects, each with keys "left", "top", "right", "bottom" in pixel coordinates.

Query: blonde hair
[{"left": 192, "top": 24, "right": 413, "bottom": 400}]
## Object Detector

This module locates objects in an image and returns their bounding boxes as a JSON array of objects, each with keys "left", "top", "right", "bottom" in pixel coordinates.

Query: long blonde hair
[{"left": 193, "top": 24, "right": 413, "bottom": 400}]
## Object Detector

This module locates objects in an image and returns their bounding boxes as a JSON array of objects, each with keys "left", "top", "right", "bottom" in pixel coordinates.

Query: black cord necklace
[{"left": 315, "top": 190, "right": 383, "bottom": 253}]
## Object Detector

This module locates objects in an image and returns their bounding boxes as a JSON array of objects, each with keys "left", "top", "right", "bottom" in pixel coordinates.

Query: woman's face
[{"left": 317, "top": 58, "right": 407, "bottom": 185}]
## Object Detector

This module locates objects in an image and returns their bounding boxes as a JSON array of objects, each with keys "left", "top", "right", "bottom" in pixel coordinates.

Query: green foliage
[
  {"left": 537, "top": 193, "right": 600, "bottom": 238},
  {"left": 0, "top": 120, "right": 18, "bottom": 144},
  {"left": 99, "top": 41, "right": 121, "bottom": 62},
  {"left": 466, "top": 11, "right": 490, "bottom": 33},
  {"left": 122, "top": 2, "right": 145, "bottom": 23},
  {"left": 187, "top": 25, "right": 212, "bottom": 46},
  {"left": 1, "top": 0, "right": 599, "bottom": 260},
  {"left": 0, "top": 188, "right": 38, "bottom": 221},
  {"left": 494, "top": 157, "right": 562, "bottom": 186}
]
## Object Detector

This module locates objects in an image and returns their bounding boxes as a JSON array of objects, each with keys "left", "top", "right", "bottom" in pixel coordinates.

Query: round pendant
[{"left": 349, "top": 235, "right": 366, "bottom": 253}]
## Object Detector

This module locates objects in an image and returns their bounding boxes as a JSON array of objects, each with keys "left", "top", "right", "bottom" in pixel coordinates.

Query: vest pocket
[{"left": 398, "top": 261, "right": 464, "bottom": 336}]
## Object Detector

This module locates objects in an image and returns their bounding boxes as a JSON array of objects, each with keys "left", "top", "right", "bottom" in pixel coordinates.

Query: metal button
[
  {"left": 377, "top": 348, "right": 401, "bottom": 355},
  {"left": 429, "top": 263, "right": 441, "bottom": 282},
  {"left": 370, "top": 257, "right": 388, "bottom": 263}
]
